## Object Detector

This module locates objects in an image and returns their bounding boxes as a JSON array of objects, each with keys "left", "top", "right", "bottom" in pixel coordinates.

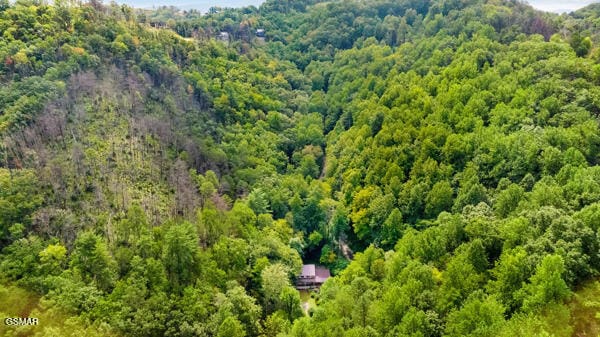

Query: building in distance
[{"left": 217, "top": 31, "right": 230, "bottom": 43}]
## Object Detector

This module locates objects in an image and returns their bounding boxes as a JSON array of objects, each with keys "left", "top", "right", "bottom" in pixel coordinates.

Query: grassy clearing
[
  {"left": 569, "top": 280, "right": 600, "bottom": 337},
  {"left": 0, "top": 283, "right": 117, "bottom": 337},
  {"left": 299, "top": 290, "right": 317, "bottom": 316},
  {"left": 508, "top": 279, "right": 600, "bottom": 337}
]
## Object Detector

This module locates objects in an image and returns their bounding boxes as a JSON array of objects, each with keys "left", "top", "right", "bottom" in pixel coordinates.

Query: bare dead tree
[{"left": 168, "top": 159, "right": 199, "bottom": 218}]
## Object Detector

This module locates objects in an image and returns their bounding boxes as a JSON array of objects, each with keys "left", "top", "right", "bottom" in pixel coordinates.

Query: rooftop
[
  {"left": 315, "top": 266, "right": 330, "bottom": 283},
  {"left": 298, "top": 264, "right": 330, "bottom": 283},
  {"left": 300, "top": 264, "right": 315, "bottom": 278}
]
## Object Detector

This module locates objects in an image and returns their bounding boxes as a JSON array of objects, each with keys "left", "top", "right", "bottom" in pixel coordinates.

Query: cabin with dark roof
[{"left": 296, "top": 264, "right": 330, "bottom": 290}]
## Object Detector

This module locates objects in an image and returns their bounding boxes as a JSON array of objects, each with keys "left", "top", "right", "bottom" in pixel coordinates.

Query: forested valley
[{"left": 2, "top": 0, "right": 600, "bottom": 336}]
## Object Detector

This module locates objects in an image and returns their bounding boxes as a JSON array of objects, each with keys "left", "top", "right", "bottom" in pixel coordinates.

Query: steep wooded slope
[{"left": 2, "top": 0, "right": 600, "bottom": 336}]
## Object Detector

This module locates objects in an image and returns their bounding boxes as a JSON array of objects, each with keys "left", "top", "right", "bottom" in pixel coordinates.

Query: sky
[
  {"left": 528, "top": 0, "right": 599, "bottom": 13},
  {"left": 121, "top": 0, "right": 263, "bottom": 11},
  {"left": 116, "top": 0, "right": 599, "bottom": 14}
]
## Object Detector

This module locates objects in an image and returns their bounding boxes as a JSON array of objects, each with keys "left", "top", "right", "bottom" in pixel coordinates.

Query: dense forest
[{"left": 2, "top": 0, "right": 600, "bottom": 336}]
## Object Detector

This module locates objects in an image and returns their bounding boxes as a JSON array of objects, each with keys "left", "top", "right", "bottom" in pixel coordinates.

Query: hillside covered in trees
[{"left": 2, "top": 0, "right": 600, "bottom": 336}]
